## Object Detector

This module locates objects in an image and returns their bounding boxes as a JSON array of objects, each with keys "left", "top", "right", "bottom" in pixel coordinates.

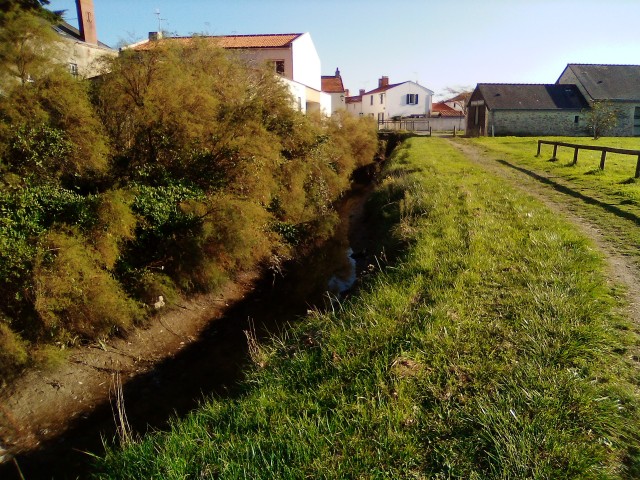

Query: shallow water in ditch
[{"left": 1, "top": 177, "right": 375, "bottom": 480}]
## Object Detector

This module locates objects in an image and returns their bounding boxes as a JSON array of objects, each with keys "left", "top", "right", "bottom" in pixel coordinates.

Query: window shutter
[
  {"left": 406, "top": 94, "right": 410, "bottom": 104},
  {"left": 415, "top": 94, "right": 419, "bottom": 104}
]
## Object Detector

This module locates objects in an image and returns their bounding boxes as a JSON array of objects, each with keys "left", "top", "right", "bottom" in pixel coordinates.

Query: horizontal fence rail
[{"left": 536, "top": 140, "right": 640, "bottom": 178}]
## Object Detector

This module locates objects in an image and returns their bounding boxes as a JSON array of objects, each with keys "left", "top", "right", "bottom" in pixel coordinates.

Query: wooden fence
[{"left": 536, "top": 140, "right": 640, "bottom": 178}]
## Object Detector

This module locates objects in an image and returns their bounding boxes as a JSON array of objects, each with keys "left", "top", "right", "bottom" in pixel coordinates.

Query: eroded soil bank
[{"left": 0, "top": 166, "right": 380, "bottom": 480}]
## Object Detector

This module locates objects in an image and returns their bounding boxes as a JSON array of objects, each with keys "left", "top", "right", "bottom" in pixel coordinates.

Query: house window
[
  {"left": 297, "top": 97, "right": 302, "bottom": 112},
  {"left": 69, "top": 63, "right": 78, "bottom": 77},
  {"left": 370, "top": 95, "right": 373, "bottom": 106},
  {"left": 274, "top": 60, "right": 285, "bottom": 75},
  {"left": 574, "top": 115, "right": 579, "bottom": 124},
  {"left": 406, "top": 93, "right": 419, "bottom": 105},
  {"left": 379, "top": 94, "right": 384, "bottom": 104},
  {"left": 378, "top": 112, "right": 384, "bottom": 123}
]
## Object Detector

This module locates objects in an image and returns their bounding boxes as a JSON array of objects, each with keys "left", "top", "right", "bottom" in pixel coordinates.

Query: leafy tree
[
  {"left": 583, "top": 100, "right": 618, "bottom": 139},
  {"left": 0, "top": 0, "right": 58, "bottom": 24},
  {"left": 0, "top": 7, "right": 59, "bottom": 85},
  {"left": 0, "top": 9, "right": 108, "bottom": 185}
]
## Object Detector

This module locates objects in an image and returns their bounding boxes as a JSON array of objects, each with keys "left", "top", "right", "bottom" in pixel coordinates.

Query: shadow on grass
[
  {"left": 496, "top": 159, "right": 640, "bottom": 225},
  {"left": 620, "top": 177, "right": 638, "bottom": 185}
]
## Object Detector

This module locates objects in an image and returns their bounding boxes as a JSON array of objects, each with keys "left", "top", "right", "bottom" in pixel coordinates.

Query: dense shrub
[
  {"left": 0, "top": 21, "right": 379, "bottom": 379},
  {"left": 33, "top": 229, "right": 143, "bottom": 340}
]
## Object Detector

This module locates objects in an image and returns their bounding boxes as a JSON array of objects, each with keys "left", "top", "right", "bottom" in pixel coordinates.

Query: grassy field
[
  {"left": 93, "top": 137, "right": 640, "bottom": 479},
  {"left": 468, "top": 136, "right": 640, "bottom": 202},
  {"left": 465, "top": 136, "right": 640, "bottom": 263}
]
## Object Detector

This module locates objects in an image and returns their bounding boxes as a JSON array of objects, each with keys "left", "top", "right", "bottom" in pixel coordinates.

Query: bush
[
  {"left": 0, "top": 321, "right": 28, "bottom": 377},
  {"left": 33, "top": 229, "right": 144, "bottom": 340}
]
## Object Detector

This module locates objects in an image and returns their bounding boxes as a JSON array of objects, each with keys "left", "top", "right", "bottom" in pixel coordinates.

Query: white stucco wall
[
  {"left": 328, "top": 92, "right": 346, "bottom": 114},
  {"left": 346, "top": 100, "right": 363, "bottom": 116},
  {"left": 291, "top": 33, "right": 321, "bottom": 91},
  {"left": 360, "top": 82, "right": 433, "bottom": 120},
  {"left": 385, "top": 82, "right": 433, "bottom": 118},
  {"left": 280, "top": 77, "right": 307, "bottom": 113},
  {"left": 320, "top": 91, "right": 332, "bottom": 115}
]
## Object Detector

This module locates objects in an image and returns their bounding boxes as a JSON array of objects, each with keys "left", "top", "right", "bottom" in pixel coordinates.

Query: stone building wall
[{"left": 490, "top": 110, "right": 585, "bottom": 136}]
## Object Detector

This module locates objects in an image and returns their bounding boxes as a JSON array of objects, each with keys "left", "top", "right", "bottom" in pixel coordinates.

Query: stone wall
[{"left": 489, "top": 110, "right": 585, "bottom": 136}]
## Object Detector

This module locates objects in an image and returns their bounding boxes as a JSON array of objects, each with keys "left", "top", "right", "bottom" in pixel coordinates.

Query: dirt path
[
  {"left": 0, "top": 270, "right": 259, "bottom": 464},
  {"left": 448, "top": 139, "right": 640, "bottom": 339}
]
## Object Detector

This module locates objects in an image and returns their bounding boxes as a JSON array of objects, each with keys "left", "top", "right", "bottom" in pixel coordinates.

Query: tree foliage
[
  {"left": 0, "top": 29, "right": 379, "bottom": 378},
  {"left": 583, "top": 100, "right": 618, "bottom": 139}
]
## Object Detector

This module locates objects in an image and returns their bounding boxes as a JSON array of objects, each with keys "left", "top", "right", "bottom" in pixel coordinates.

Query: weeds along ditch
[
  {"left": 0, "top": 165, "right": 384, "bottom": 480},
  {"left": 94, "top": 137, "right": 640, "bottom": 479}
]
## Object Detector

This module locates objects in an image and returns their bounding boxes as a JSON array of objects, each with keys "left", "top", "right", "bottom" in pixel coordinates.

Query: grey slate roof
[
  {"left": 477, "top": 84, "right": 589, "bottom": 110},
  {"left": 558, "top": 64, "right": 640, "bottom": 101},
  {"left": 53, "top": 20, "right": 112, "bottom": 49}
]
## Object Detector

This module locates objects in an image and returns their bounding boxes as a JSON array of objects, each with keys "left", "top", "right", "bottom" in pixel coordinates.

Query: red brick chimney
[
  {"left": 76, "top": 0, "right": 98, "bottom": 45},
  {"left": 379, "top": 76, "right": 389, "bottom": 88}
]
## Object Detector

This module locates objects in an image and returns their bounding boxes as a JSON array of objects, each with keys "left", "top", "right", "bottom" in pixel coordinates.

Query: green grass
[
  {"left": 468, "top": 136, "right": 640, "bottom": 203},
  {"left": 93, "top": 137, "right": 640, "bottom": 479},
  {"left": 465, "top": 136, "right": 640, "bottom": 263}
]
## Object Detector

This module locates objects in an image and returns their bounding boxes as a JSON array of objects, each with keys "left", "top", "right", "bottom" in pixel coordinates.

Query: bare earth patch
[{"left": 0, "top": 270, "right": 258, "bottom": 462}]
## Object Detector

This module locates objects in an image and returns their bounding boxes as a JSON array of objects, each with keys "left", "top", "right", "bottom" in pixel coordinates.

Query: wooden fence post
[
  {"left": 635, "top": 155, "right": 640, "bottom": 178},
  {"left": 453, "top": 126, "right": 456, "bottom": 137},
  {"left": 599, "top": 150, "right": 607, "bottom": 170},
  {"left": 536, "top": 140, "right": 541, "bottom": 157},
  {"left": 573, "top": 147, "right": 579, "bottom": 165},
  {"left": 552, "top": 144, "right": 558, "bottom": 160}
]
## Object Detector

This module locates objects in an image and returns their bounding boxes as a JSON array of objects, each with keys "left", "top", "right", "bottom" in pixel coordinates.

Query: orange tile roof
[
  {"left": 212, "top": 33, "right": 303, "bottom": 48},
  {"left": 431, "top": 102, "right": 465, "bottom": 117},
  {"left": 321, "top": 75, "right": 345, "bottom": 93},
  {"left": 131, "top": 33, "right": 303, "bottom": 51}
]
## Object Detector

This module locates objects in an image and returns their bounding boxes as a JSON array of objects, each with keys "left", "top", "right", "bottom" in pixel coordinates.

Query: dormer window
[{"left": 406, "top": 93, "right": 419, "bottom": 105}]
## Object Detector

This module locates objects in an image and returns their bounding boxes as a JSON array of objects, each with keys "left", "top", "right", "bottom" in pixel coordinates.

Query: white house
[
  {"left": 127, "top": 32, "right": 331, "bottom": 115},
  {"left": 321, "top": 68, "right": 347, "bottom": 114},
  {"left": 347, "top": 77, "right": 434, "bottom": 123}
]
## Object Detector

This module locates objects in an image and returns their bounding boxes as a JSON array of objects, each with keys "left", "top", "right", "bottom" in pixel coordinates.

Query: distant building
[
  {"left": 468, "top": 63, "right": 640, "bottom": 137},
  {"left": 466, "top": 84, "right": 589, "bottom": 137},
  {"left": 54, "top": 0, "right": 117, "bottom": 78},
  {"left": 127, "top": 32, "right": 331, "bottom": 115},
  {"left": 346, "top": 89, "right": 365, "bottom": 116},
  {"left": 321, "top": 68, "right": 347, "bottom": 114},
  {"left": 557, "top": 64, "right": 640, "bottom": 136},
  {"left": 347, "top": 76, "right": 434, "bottom": 123},
  {"left": 430, "top": 101, "right": 465, "bottom": 131}
]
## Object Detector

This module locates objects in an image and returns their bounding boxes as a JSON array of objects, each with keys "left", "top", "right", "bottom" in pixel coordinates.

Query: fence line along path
[{"left": 536, "top": 140, "right": 640, "bottom": 178}]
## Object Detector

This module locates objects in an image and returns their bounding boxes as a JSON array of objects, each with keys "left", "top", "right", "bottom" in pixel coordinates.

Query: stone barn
[{"left": 466, "top": 84, "right": 589, "bottom": 137}]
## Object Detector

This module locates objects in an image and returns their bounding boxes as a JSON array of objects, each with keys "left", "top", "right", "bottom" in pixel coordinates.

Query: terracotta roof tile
[
  {"left": 321, "top": 75, "right": 345, "bottom": 93},
  {"left": 131, "top": 33, "right": 303, "bottom": 51},
  {"left": 431, "top": 102, "right": 464, "bottom": 117}
]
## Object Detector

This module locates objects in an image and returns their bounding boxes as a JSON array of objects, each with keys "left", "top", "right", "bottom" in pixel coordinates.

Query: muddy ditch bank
[{"left": 0, "top": 168, "right": 382, "bottom": 480}]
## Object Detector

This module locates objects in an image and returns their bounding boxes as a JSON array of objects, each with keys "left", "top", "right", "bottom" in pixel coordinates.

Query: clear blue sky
[{"left": 47, "top": 0, "right": 640, "bottom": 99}]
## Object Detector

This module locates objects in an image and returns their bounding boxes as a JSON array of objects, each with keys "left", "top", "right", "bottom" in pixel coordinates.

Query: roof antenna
[{"left": 155, "top": 9, "right": 166, "bottom": 32}]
